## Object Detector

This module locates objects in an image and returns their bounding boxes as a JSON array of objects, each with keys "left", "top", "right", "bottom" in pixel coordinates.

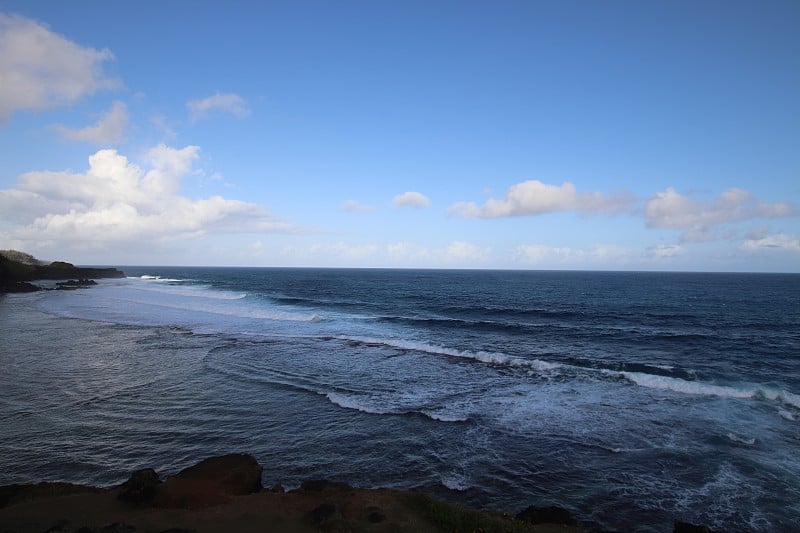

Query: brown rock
[
  {"left": 155, "top": 454, "right": 262, "bottom": 509},
  {"left": 118, "top": 468, "right": 160, "bottom": 504}
]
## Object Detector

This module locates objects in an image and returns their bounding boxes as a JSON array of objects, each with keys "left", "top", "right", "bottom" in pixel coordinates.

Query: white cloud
[
  {"left": 514, "top": 243, "right": 632, "bottom": 265},
  {"left": 391, "top": 191, "right": 430, "bottom": 208},
  {"left": 741, "top": 233, "right": 800, "bottom": 253},
  {"left": 514, "top": 244, "right": 584, "bottom": 264},
  {"left": 187, "top": 92, "right": 249, "bottom": 121},
  {"left": 386, "top": 240, "right": 489, "bottom": 264},
  {"left": 340, "top": 199, "right": 376, "bottom": 213},
  {"left": 449, "top": 180, "right": 633, "bottom": 218},
  {"left": 53, "top": 100, "right": 127, "bottom": 143},
  {"left": 650, "top": 244, "right": 684, "bottom": 258},
  {"left": 0, "top": 145, "right": 292, "bottom": 249},
  {"left": 292, "top": 242, "right": 379, "bottom": 261},
  {"left": 443, "top": 241, "right": 490, "bottom": 262},
  {"left": 0, "top": 13, "right": 119, "bottom": 122},
  {"left": 645, "top": 187, "right": 793, "bottom": 242}
]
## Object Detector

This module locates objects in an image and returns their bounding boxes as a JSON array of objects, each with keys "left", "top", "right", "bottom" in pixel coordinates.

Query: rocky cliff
[{"left": 0, "top": 251, "right": 125, "bottom": 293}]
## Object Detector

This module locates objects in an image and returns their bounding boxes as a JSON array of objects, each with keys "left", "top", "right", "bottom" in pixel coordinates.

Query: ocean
[{"left": 1, "top": 268, "right": 798, "bottom": 531}]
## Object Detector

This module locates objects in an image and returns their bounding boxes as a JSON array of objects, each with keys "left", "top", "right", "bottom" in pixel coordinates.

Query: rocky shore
[
  {"left": 0, "top": 251, "right": 125, "bottom": 293},
  {"left": 0, "top": 454, "right": 583, "bottom": 533},
  {"left": 0, "top": 454, "right": 721, "bottom": 533}
]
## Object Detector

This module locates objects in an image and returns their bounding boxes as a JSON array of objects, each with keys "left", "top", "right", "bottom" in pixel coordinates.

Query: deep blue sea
[{"left": 1, "top": 269, "right": 799, "bottom": 531}]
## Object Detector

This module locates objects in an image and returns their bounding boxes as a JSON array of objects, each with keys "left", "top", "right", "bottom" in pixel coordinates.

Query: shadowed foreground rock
[
  {"left": 0, "top": 454, "right": 570, "bottom": 532},
  {"left": 154, "top": 453, "right": 263, "bottom": 508},
  {"left": 1, "top": 454, "right": 717, "bottom": 532}
]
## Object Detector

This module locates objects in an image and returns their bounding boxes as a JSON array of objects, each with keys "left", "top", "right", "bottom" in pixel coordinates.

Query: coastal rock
[
  {"left": 154, "top": 453, "right": 262, "bottom": 508},
  {"left": 515, "top": 504, "right": 577, "bottom": 525},
  {"left": 117, "top": 468, "right": 160, "bottom": 504},
  {"left": 0, "top": 280, "right": 40, "bottom": 293},
  {"left": 0, "top": 251, "right": 125, "bottom": 292},
  {"left": 57, "top": 279, "right": 98, "bottom": 290},
  {"left": 0, "top": 482, "right": 100, "bottom": 509}
]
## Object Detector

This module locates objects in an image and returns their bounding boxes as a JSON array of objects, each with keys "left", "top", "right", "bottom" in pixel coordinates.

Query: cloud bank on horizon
[{"left": 0, "top": 4, "right": 797, "bottom": 271}]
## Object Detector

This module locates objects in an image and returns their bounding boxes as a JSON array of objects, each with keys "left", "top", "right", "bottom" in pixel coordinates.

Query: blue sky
[{"left": 0, "top": 1, "right": 798, "bottom": 271}]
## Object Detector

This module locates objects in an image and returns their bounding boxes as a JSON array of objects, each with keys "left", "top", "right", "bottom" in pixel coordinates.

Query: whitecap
[
  {"left": 621, "top": 372, "right": 752, "bottom": 399},
  {"left": 440, "top": 472, "right": 470, "bottom": 491},
  {"left": 334, "top": 335, "right": 561, "bottom": 372},
  {"left": 325, "top": 392, "right": 388, "bottom": 415},
  {"left": 420, "top": 409, "right": 470, "bottom": 423},
  {"left": 726, "top": 432, "right": 756, "bottom": 446}
]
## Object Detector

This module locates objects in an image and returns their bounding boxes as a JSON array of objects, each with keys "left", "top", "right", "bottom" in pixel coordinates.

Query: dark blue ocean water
[{"left": 1, "top": 269, "right": 799, "bottom": 531}]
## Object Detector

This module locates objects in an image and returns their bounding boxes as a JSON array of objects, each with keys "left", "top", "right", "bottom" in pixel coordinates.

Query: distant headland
[{"left": 0, "top": 250, "right": 125, "bottom": 293}]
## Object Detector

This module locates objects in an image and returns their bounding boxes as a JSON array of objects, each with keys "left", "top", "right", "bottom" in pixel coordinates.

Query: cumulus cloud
[
  {"left": 449, "top": 180, "right": 633, "bottom": 218},
  {"left": 741, "top": 233, "right": 800, "bottom": 253},
  {"left": 645, "top": 188, "right": 793, "bottom": 242},
  {"left": 391, "top": 191, "right": 430, "bottom": 208},
  {"left": 0, "top": 13, "right": 118, "bottom": 122},
  {"left": 340, "top": 199, "right": 376, "bottom": 213},
  {"left": 187, "top": 92, "right": 249, "bottom": 121},
  {"left": 53, "top": 100, "right": 127, "bottom": 143},
  {"left": 0, "top": 145, "right": 291, "bottom": 248}
]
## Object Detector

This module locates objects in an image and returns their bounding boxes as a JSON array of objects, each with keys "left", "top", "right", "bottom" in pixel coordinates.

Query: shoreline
[
  {"left": 0, "top": 454, "right": 583, "bottom": 533},
  {"left": 0, "top": 454, "right": 722, "bottom": 533}
]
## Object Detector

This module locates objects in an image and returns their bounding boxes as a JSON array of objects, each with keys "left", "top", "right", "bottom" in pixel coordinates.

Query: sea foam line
[
  {"left": 335, "top": 335, "right": 561, "bottom": 372},
  {"left": 325, "top": 392, "right": 469, "bottom": 422},
  {"left": 621, "top": 371, "right": 800, "bottom": 409}
]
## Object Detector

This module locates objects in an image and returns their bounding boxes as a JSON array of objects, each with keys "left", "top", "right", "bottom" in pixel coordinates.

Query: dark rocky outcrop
[
  {"left": 56, "top": 279, "right": 99, "bottom": 290},
  {"left": 117, "top": 469, "right": 161, "bottom": 505},
  {"left": 153, "top": 453, "right": 263, "bottom": 509},
  {"left": 0, "top": 482, "right": 101, "bottom": 509},
  {"left": 515, "top": 504, "right": 577, "bottom": 526},
  {"left": 0, "top": 251, "right": 124, "bottom": 293}
]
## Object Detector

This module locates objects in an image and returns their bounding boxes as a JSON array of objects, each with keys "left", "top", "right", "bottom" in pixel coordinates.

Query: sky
[{"left": 0, "top": 1, "right": 798, "bottom": 271}]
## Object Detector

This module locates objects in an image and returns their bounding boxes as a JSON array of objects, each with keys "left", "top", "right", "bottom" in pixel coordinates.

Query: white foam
[
  {"left": 335, "top": 335, "right": 561, "bottom": 372},
  {"left": 778, "top": 409, "right": 796, "bottom": 421},
  {"left": 108, "top": 293, "right": 317, "bottom": 322},
  {"left": 325, "top": 392, "right": 388, "bottom": 415},
  {"left": 760, "top": 389, "right": 800, "bottom": 410},
  {"left": 621, "top": 372, "right": 752, "bottom": 398},
  {"left": 727, "top": 432, "right": 756, "bottom": 446},
  {"left": 621, "top": 372, "right": 800, "bottom": 411},
  {"left": 130, "top": 279, "right": 247, "bottom": 301},
  {"left": 440, "top": 472, "right": 470, "bottom": 491},
  {"left": 420, "top": 409, "right": 470, "bottom": 423}
]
